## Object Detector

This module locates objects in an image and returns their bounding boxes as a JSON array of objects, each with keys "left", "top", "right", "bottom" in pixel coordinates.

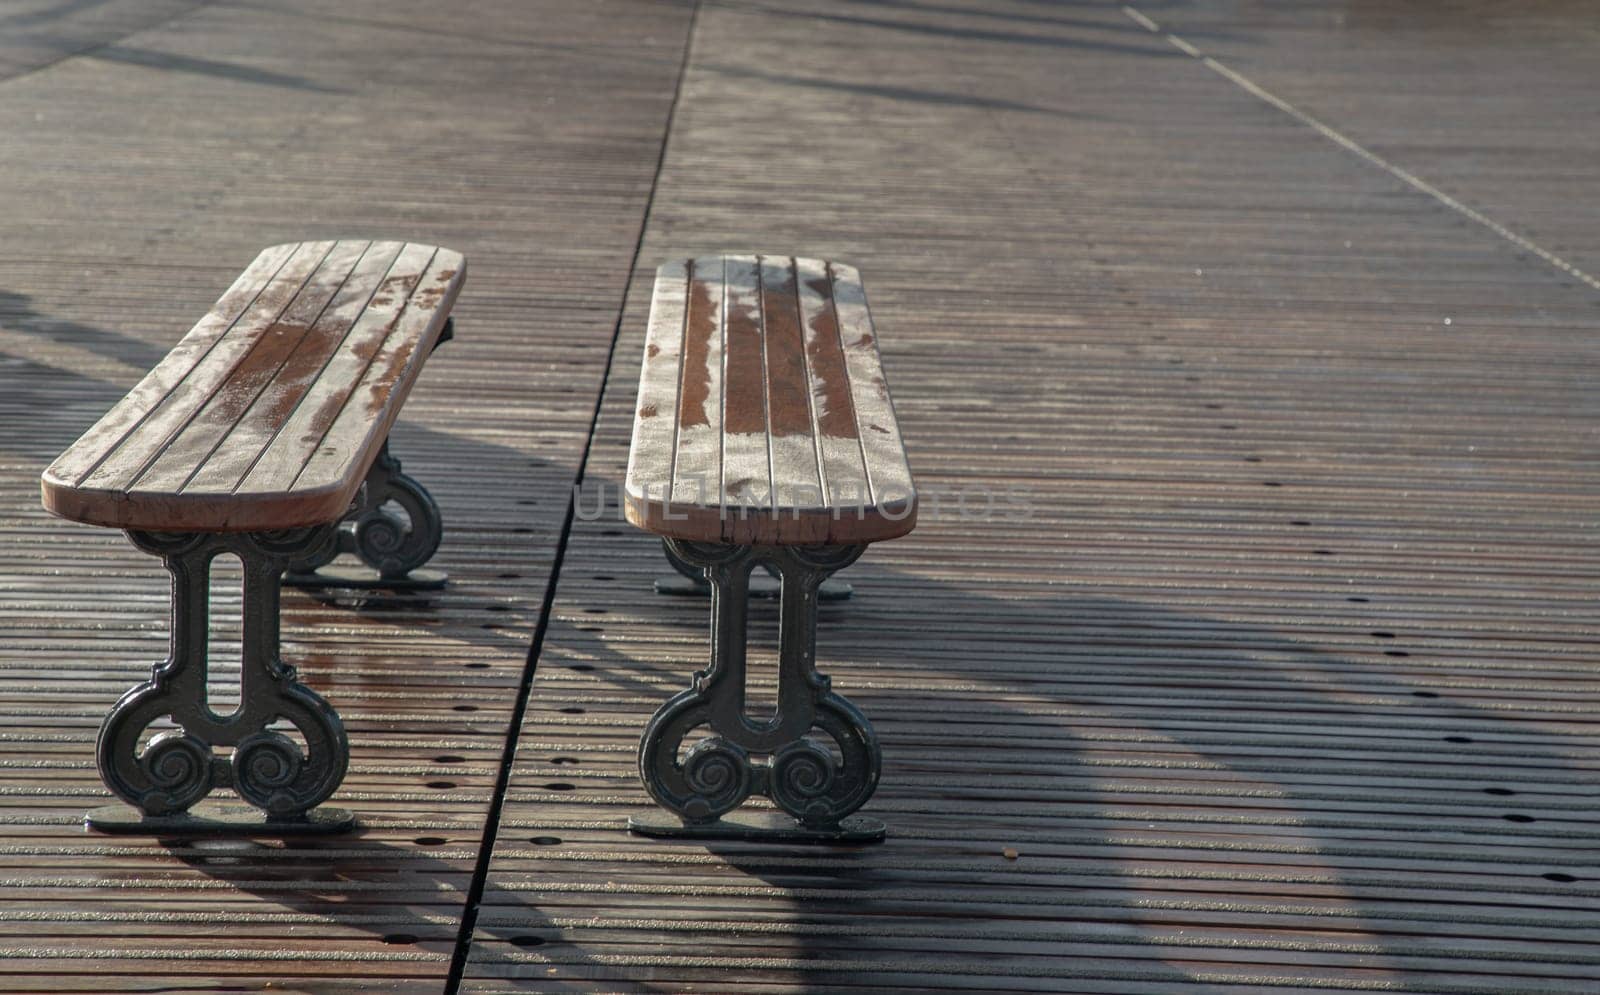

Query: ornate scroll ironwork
[
  {"left": 630, "top": 540, "right": 884, "bottom": 842},
  {"left": 286, "top": 439, "right": 445, "bottom": 589},
  {"left": 90, "top": 526, "right": 352, "bottom": 831}
]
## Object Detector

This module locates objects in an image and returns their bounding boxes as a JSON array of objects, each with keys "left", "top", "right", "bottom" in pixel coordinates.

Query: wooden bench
[
  {"left": 623, "top": 254, "right": 916, "bottom": 843},
  {"left": 40, "top": 239, "right": 465, "bottom": 833}
]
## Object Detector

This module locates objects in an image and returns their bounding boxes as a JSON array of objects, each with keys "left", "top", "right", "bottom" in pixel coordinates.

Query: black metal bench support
[
  {"left": 284, "top": 438, "right": 446, "bottom": 591},
  {"left": 87, "top": 526, "right": 354, "bottom": 834},
  {"left": 629, "top": 540, "right": 885, "bottom": 843},
  {"left": 654, "top": 538, "right": 853, "bottom": 601}
]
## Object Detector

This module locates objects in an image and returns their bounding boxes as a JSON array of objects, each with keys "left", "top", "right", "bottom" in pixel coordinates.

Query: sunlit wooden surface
[{"left": 1, "top": 2, "right": 1596, "bottom": 993}]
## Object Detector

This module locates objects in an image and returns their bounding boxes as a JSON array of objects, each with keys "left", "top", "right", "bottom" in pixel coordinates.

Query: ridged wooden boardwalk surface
[
  {"left": 461, "top": 1, "right": 1600, "bottom": 992},
  {"left": 0, "top": 1, "right": 692, "bottom": 991},
  {"left": 2, "top": 1, "right": 1597, "bottom": 993}
]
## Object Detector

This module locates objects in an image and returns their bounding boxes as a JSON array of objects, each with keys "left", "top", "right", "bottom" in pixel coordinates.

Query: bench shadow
[
  {"left": 0, "top": 288, "right": 296, "bottom": 469},
  {"left": 0, "top": 287, "right": 173, "bottom": 369},
  {"left": 280, "top": 418, "right": 564, "bottom": 665},
  {"left": 0, "top": 353, "right": 133, "bottom": 464},
  {"left": 841, "top": 0, "right": 1250, "bottom": 42},
  {"left": 0, "top": 288, "right": 178, "bottom": 461},
  {"left": 517, "top": 527, "right": 1594, "bottom": 991},
  {"left": 87, "top": 44, "right": 348, "bottom": 94},
  {"left": 133, "top": 495, "right": 1593, "bottom": 991},
  {"left": 161, "top": 836, "right": 609, "bottom": 990},
  {"left": 720, "top": 0, "right": 1182, "bottom": 57},
  {"left": 699, "top": 62, "right": 1101, "bottom": 117}
]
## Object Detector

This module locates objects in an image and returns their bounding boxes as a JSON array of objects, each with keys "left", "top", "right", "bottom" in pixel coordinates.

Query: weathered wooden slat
[
  {"left": 625, "top": 259, "right": 689, "bottom": 523},
  {"left": 204, "top": 241, "right": 432, "bottom": 494},
  {"left": 131, "top": 240, "right": 387, "bottom": 492},
  {"left": 44, "top": 241, "right": 335, "bottom": 498},
  {"left": 668, "top": 255, "right": 725, "bottom": 509},
  {"left": 265, "top": 247, "right": 463, "bottom": 499},
  {"left": 796, "top": 256, "right": 870, "bottom": 510},
  {"left": 715, "top": 253, "right": 769, "bottom": 520},
  {"left": 759, "top": 255, "right": 823, "bottom": 516},
  {"left": 40, "top": 241, "right": 462, "bottom": 531},
  {"left": 626, "top": 254, "right": 918, "bottom": 544},
  {"left": 829, "top": 260, "right": 915, "bottom": 522}
]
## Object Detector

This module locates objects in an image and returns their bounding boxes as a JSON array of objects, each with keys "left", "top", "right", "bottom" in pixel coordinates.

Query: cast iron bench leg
[
  {"left": 285, "top": 438, "right": 446, "bottom": 590},
  {"left": 654, "top": 538, "right": 853, "bottom": 602},
  {"left": 87, "top": 527, "right": 354, "bottom": 833},
  {"left": 630, "top": 540, "right": 884, "bottom": 843}
]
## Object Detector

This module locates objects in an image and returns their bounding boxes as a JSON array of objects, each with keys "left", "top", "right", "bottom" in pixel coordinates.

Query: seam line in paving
[
  {"left": 440, "top": 3, "right": 704, "bottom": 991},
  {"left": 1121, "top": 3, "right": 1600, "bottom": 294}
]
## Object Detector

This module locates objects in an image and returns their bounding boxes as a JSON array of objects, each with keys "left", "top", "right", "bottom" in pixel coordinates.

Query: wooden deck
[{"left": 1, "top": 1, "right": 1596, "bottom": 992}]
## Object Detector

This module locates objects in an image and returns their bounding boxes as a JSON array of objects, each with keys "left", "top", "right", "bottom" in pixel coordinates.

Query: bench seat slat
[
  {"left": 626, "top": 260, "right": 688, "bottom": 515},
  {"left": 48, "top": 241, "right": 332, "bottom": 494},
  {"left": 178, "top": 241, "right": 409, "bottom": 494},
  {"left": 130, "top": 240, "right": 390, "bottom": 493},
  {"left": 715, "top": 255, "right": 772, "bottom": 525},
  {"left": 235, "top": 242, "right": 442, "bottom": 497},
  {"left": 795, "top": 257, "right": 870, "bottom": 514},
  {"left": 669, "top": 256, "right": 727, "bottom": 508},
  {"left": 760, "top": 256, "right": 823, "bottom": 523},
  {"left": 281, "top": 248, "right": 461, "bottom": 499},
  {"left": 626, "top": 254, "right": 916, "bottom": 545},
  {"left": 832, "top": 261, "right": 915, "bottom": 520},
  {"left": 41, "top": 240, "right": 464, "bottom": 532}
]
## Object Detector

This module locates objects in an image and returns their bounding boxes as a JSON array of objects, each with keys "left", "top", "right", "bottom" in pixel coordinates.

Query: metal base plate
[
  {"left": 284, "top": 564, "right": 447, "bottom": 591},
  {"left": 627, "top": 809, "right": 885, "bottom": 844},
  {"left": 85, "top": 802, "right": 356, "bottom": 835},
  {"left": 653, "top": 574, "right": 853, "bottom": 601}
]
